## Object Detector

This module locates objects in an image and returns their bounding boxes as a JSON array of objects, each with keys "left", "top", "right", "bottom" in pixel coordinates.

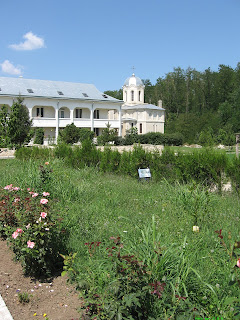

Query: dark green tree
[
  {"left": 97, "top": 122, "right": 117, "bottom": 145},
  {"left": 34, "top": 127, "right": 45, "bottom": 144},
  {"left": 58, "top": 123, "right": 80, "bottom": 144},
  {"left": 79, "top": 128, "right": 94, "bottom": 142},
  {"left": 7, "top": 97, "right": 32, "bottom": 147}
]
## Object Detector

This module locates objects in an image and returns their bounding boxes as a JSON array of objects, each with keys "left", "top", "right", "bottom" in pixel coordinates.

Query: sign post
[{"left": 138, "top": 168, "right": 151, "bottom": 181}]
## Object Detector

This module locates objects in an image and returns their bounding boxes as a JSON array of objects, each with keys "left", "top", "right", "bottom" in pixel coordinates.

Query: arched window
[
  {"left": 125, "top": 91, "right": 127, "bottom": 101},
  {"left": 139, "top": 91, "right": 141, "bottom": 101},
  {"left": 131, "top": 90, "right": 134, "bottom": 101}
]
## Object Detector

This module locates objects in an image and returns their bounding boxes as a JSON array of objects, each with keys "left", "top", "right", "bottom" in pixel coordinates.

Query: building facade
[
  {"left": 121, "top": 73, "right": 165, "bottom": 136},
  {"left": 0, "top": 77, "right": 123, "bottom": 144}
]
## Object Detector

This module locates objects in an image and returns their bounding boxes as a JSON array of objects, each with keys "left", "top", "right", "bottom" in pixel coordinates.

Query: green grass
[{"left": 1, "top": 158, "right": 240, "bottom": 319}]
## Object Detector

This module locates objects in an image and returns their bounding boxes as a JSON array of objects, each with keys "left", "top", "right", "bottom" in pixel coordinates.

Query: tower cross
[{"left": 131, "top": 66, "right": 135, "bottom": 74}]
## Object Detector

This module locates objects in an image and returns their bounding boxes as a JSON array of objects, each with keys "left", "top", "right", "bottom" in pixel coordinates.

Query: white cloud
[
  {"left": 1, "top": 60, "right": 22, "bottom": 75},
  {"left": 9, "top": 32, "right": 45, "bottom": 51}
]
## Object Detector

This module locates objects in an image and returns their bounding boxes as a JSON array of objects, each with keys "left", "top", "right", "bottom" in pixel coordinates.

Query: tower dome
[
  {"left": 123, "top": 73, "right": 144, "bottom": 87},
  {"left": 123, "top": 73, "right": 145, "bottom": 105}
]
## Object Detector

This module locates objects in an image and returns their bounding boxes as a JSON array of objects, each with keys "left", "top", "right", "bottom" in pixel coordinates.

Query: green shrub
[
  {"left": 34, "top": 128, "right": 44, "bottom": 145},
  {"left": 79, "top": 128, "right": 94, "bottom": 142},
  {"left": 58, "top": 123, "right": 80, "bottom": 144}
]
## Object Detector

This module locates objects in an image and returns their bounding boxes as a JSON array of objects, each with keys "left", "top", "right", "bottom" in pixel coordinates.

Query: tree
[
  {"left": 34, "top": 128, "right": 45, "bottom": 144},
  {"left": 97, "top": 122, "right": 117, "bottom": 145},
  {"left": 58, "top": 123, "right": 80, "bottom": 144},
  {"left": 7, "top": 97, "right": 32, "bottom": 147},
  {"left": 0, "top": 105, "right": 10, "bottom": 147},
  {"left": 79, "top": 128, "right": 94, "bottom": 142}
]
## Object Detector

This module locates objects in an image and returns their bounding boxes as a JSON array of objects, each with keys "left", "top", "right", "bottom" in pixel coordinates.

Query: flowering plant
[{"left": 0, "top": 183, "right": 62, "bottom": 277}]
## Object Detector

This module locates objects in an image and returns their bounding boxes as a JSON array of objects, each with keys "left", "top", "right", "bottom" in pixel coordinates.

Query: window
[
  {"left": 94, "top": 109, "right": 99, "bottom": 119},
  {"left": 139, "top": 91, "right": 141, "bottom": 101},
  {"left": 94, "top": 128, "right": 99, "bottom": 136},
  {"left": 131, "top": 123, "right": 134, "bottom": 128},
  {"left": 125, "top": 91, "right": 127, "bottom": 101},
  {"left": 102, "top": 94, "right": 108, "bottom": 98},
  {"left": 60, "top": 110, "right": 64, "bottom": 118},
  {"left": 58, "top": 91, "right": 64, "bottom": 95},
  {"left": 82, "top": 93, "right": 88, "bottom": 97},
  {"left": 140, "top": 123, "right": 142, "bottom": 134},
  {"left": 75, "top": 109, "right": 82, "bottom": 118},
  {"left": 131, "top": 90, "right": 134, "bottom": 101},
  {"left": 36, "top": 107, "right": 44, "bottom": 117},
  {"left": 27, "top": 89, "right": 34, "bottom": 93}
]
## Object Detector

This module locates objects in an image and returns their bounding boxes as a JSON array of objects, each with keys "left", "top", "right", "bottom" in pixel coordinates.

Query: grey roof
[
  {"left": 0, "top": 77, "right": 123, "bottom": 103},
  {"left": 122, "top": 103, "right": 165, "bottom": 111}
]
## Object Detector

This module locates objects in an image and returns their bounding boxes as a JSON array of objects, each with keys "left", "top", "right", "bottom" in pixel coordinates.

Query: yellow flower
[
  {"left": 43, "top": 314, "right": 47, "bottom": 317},
  {"left": 33, "top": 313, "right": 37, "bottom": 316}
]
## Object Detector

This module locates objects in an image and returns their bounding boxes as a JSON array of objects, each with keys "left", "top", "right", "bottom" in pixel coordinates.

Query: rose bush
[{"left": 0, "top": 183, "right": 63, "bottom": 278}]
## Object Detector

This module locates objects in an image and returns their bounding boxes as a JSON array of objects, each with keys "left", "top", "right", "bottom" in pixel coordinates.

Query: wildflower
[
  {"left": 12, "top": 231, "right": 19, "bottom": 239},
  {"left": 32, "top": 193, "right": 38, "bottom": 198},
  {"left": 43, "top": 314, "right": 47, "bottom": 317},
  {"left": 4, "top": 184, "right": 13, "bottom": 190},
  {"left": 237, "top": 258, "right": 240, "bottom": 268},
  {"left": 13, "top": 187, "right": 20, "bottom": 191},
  {"left": 45, "top": 162, "right": 49, "bottom": 165},
  {"left": 45, "top": 228, "right": 49, "bottom": 231},
  {"left": 33, "top": 313, "right": 37, "bottom": 316},
  {"left": 40, "top": 198, "right": 48, "bottom": 205},
  {"left": 215, "top": 229, "right": 223, "bottom": 239},
  {"left": 192, "top": 226, "right": 199, "bottom": 232},
  {"left": 40, "top": 212, "right": 47, "bottom": 219},
  {"left": 14, "top": 197, "right": 20, "bottom": 202},
  {"left": 26, "top": 224, "right": 31, "bottom": 229},
  {"left": 27, "top": 188, "right": 30, "bottom": 191},
  {"left": 42, "top": 192, "right": 50, "bottom": 196},
  {"left": 16, "top": 228, "right": 23, "bottom": 233},
  {"left": 27, "top": 240, "right": 35, "bottom": 249}
]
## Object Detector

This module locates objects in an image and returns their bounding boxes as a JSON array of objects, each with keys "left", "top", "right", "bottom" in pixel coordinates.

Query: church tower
[{"left": 122, "top": 73, "right": 145, "bottom": 105}]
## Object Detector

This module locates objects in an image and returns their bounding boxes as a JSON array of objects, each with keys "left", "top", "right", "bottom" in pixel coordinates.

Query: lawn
[{"left": 1, "top": 158, "right": 240, "bottom": 319}]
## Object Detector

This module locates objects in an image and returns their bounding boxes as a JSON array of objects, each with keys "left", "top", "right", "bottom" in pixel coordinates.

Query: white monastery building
[
  {"left": 121, "top": 73, "right": 165, "bottom": 136},
  {"left": 0, "top": 74, "right": 165, "bottom": 144}
]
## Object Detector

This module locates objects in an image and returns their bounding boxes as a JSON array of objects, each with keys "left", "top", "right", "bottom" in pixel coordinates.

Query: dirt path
[{"left": 0, "top": 240, "right": 81, "bottom": 320}]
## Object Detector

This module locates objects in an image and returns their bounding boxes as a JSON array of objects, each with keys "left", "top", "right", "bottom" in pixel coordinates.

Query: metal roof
[
  {"left": 122, "top": 103, "right": 165, "bottom": 111},
  {"left": 0, "top": 77, "right": 123, "bottom": 103},
  {"left": 123, "top": 74, "right": 144, "bottom": 87}
]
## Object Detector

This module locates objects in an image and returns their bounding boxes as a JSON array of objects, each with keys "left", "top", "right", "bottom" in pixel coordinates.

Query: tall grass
[{"left": 1, "top": 159, "right": 240, "bottom": 318}]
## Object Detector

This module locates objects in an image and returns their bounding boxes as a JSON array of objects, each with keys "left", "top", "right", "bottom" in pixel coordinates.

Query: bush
[
  {"left": 79, "top": 128, "right": 94, "bottom": 142},
  {"left": 58, "top": 123, "right": 80, "bottom": 144},
  {"left": 34, "top": 128, "right": 44, "bottom": 145},
  {"left": 0, "top": 165, "right": 63, "bottom": 278}
]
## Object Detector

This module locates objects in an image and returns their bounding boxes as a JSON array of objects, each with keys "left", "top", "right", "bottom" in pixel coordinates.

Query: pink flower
[
  {"left": 42, "top": 192, "right": 50, "bottom": 197},
  {"left": 29, "top": 191, "right": 34, "bottom": 195},
  {"left": 32, "top": 193, "right": 38, "bottom": 198},
  {"left": 27, "top": 240, "right": 35, "bottom": 249},
  {"left": 26, "top": 224, "right": 31, "bottom": 229},
  {"left": 13, "top": 187, "right": 20, "bottom": 191},
  {"left": 4, "top": 184, "right": 13, "bottom": 190},
  {"left": 45, "top": 162, "right": 49, "bottom": 165},
  {"left": 12, "top": 231, "right": 19, "bottom": 239},
  {"left": 14, "top": 197, "right": 20, "bottom": 202},
  {"left": 16, "top": 228, "right": 23, "bottom": 233},
  {"left": 40, "top": 212, "right": 47, "bottom": 219},
  {"left": 40, "top": 199, "right": 48, "bottom": 205},
  {"left": 237, "top": 258, "right": 240, "bottom": 268},
  {"left": 27, "top": 188, "right": 30, "bottom": 191}
]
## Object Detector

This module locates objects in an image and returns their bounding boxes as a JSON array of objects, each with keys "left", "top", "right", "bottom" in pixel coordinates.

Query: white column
[
  {"left": 55, "top": 101, "right": 59, "bottom": 143},
  {"left": 70, "top": 109, "right": 74, "bottom": 122},
  {"left": 90, "top": 104, "right": 94, "bottom": 131},
  {"left": 118, "top": 105, "right": 122, "bottom": 136}
]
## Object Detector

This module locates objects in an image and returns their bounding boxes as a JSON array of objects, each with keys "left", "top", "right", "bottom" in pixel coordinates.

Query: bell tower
[{"left": 123, "top": 72, "right": 145, "bottom": 105}]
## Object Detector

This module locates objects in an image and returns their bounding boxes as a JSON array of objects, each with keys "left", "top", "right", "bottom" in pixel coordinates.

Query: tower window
[
  {"left": 131, "top": 90, "right": 134, "bottom": 101},
  {"left": 139, "top": 91, "right": 141, "bottom": 101},
  {"left": 140, "top": 123, "right": 142, "bottom": 133},
  {"left": 125, "top": 91, "right": 127, "bottom": 101}
]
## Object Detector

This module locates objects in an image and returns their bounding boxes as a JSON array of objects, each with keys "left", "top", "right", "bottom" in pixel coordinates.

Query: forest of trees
[{"left": 105, "top": 63, "right": 240, "bottom": 145}]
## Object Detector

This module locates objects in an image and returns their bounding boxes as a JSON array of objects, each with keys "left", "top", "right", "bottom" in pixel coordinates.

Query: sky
[{"left": 1, "top": 0, "right": 240, "bottom": 92}]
